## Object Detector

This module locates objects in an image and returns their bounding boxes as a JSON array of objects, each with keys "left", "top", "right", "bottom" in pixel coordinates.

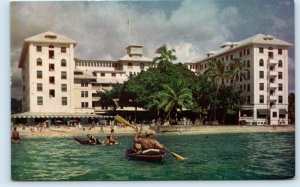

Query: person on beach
[
  {"left": 11, "top": 127, "right": 20, "bottom": 142},
  {"left": 134, "top": 130, "right": 164, "bottom": 151}
]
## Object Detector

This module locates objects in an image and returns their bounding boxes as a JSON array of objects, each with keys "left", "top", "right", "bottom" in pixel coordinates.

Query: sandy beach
[{"left": 13, "top": 125, "right": 295, "bottom": 138}]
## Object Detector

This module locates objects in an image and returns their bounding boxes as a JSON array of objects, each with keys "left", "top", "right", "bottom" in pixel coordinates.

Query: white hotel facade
[
  {"left": 185, "top": 34, "right": 292, "bottom": 125},
  {"left": 15, "top": 31, "right": 291, "bottom": 125},
  {"left": 17, "top": 31, "right": 152, "bottom": 120}
]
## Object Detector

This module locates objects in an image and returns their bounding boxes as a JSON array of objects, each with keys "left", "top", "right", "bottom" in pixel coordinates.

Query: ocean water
[{"left": 11, "top": 132, "right": 295, "bottom": 181}]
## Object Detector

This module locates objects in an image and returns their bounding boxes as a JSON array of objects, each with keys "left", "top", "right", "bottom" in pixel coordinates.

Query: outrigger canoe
[
  {"left": 73, "top": 137, "right": 119, "bottom": 145},
  {"left": 125, "top": 148, "right": 166, "bottom": 163}
]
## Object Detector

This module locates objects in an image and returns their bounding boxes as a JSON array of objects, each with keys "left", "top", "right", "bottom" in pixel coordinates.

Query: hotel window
[
  {"left": 37, "top": 96, "right": 43, "bottom": 105},
  {"left": 273, "top": 112, "right": 277, "bottom": 118},
  {"left": 278, "top": 60, "right": 283, "bottom": 67},
  {"left": 259, "top": 59, "right": 264, "bottom": 66},
  {"left": 259, "top": 71, "right": 264, "bottom": 79},
  {"left": 259, "top": 95, "right": 264, "bottom": 103},
  {"left": 278, "top": 83, "right": 283, "bottom": 91},
  {"left": 101, "top": 73, "right": 105, "bottom": 77},
  {"left": 247, "top": 71, "right": 250, "bottom": 80},
  {"left": 268, "top": 52, "right": 274, "bottom": 59},
  {"left": 278, "top": 72, "right": 283, "bottom": 79},
  {"left": 230, "top": 55, "right": 233, "bottom": 60},
  {"left": 270, "top": 78, "right": 274, "bottom": 83},
  {"left": 81, "top": 80, "right": 88, "bottom": 87},
  {"left": 37, "top": 83, "right": 43, "bottom": 91},
  {"left": 37, "top": 58, "right": 42, "bottom": 66},
  {"left": 61, "top": 59, "right": 67, "bottom": 67},
  {"left": 112, "top": 73, "right": 116, "bottom": 77},
  {"left": 128, "top": 63, "right": 133, "bottom": 68},
  {"left": 81, "top": 102, "right": 88, "bottom": 108},
  {"left": 259, "top": 83, "right": 264, "bottom": 90},
  {"left": 61, "top": 47, "right": 66, "bottom": 53},
  {"left": 36, "top": 46, "right": 42, "bottom": 52},
  {"left": 247, "top": 48, "right": 250, "bottom": 55},
  {"left": 243, "top": 49, "right": 246, "bottom": 55},
  {"left": 247, "top": 84, "right": 250, "bottom": 91},
  {"left": 247, "top": 96, "right": 250, "bottom": 104},
  {"left": 49, "top": 89, "right": 55, "bottom": 98},
  {"left": 49, "top": 64, "right": 55, "bottom": 71},
  {"left": 49, "top": 76, "right": 55, "bottom": 84},
  {"left": 247, "top": 60, "right": 250, "bottom": 68},
  {"left": 226, "top": 55, "right": 228, "bottom": 61},
  {"left": 61, "top": 71, "right": 67, "bottom": 79},
  {"left": 278, "top": 48, "right": 282, "bottom": 55},
  {"left": 61, "top": 84, "right": 67, "bottom": 92},
  {"left": 108, "top": 63, "right": 111, "bottom": 67},
  {"left": 259, "top": 47, "right": 264, "bottom": 53},
  {"left": 37, "top": 71, "right": 42, "bottom": 79},
  {"left": 140, "top": 63, "right": 145, "bottom": 70},
  {"left": 81, "top": 91, "right": 88, "bottom": 98},
  {"left": 278, "top": 96, "right": 283, "bottom": 103},
  {"left": 62, "top": 97, "right": 67, "bottom": 105},
  {"left": 239, "top": 51, "right": 242, "bottom": 57},
  {"left": 49, "top": 45, "right": 55, "bottom": 59}
]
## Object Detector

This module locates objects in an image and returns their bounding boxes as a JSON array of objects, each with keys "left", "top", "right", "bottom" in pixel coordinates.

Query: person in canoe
[
  {"left": 11, "top": 127, "right": 21, "bottom": 143},
  {"left": 109, "top": 129, "right": 117, "bottom": 144},
  {"left": 133, "top": 130, "right": 164, "bottom": 153},
  {"left": 101, "top": 136, "right": 111, "bottom": 145},
  {"left": 132, "top": 132, "right": 143, "bottom": 153},
  {"left": 86, "top": 134, "right": 100, "bottom": 145}
]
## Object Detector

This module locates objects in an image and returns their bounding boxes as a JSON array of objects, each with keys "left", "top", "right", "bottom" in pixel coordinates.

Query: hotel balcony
[
  {"left": 269, "top": 83, "right": 278, "bottom": 88},
  {"left": 269, "top": 95, "right": 277, "bottom": 101},
  {"left": 268, "top": 71, "right": 277, "bottom": 77},
  {"left": 268, "top": 58, "right": 278, "bottom": 65}
]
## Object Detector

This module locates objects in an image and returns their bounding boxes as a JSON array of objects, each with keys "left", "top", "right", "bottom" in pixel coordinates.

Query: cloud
[{"left": 10, "top": 0, "right": 295, "bottom": 98}]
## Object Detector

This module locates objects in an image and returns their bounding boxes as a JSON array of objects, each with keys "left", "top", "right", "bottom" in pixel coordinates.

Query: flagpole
[{"left": 128, "top": 19, "right": 131, "bottom": 45}]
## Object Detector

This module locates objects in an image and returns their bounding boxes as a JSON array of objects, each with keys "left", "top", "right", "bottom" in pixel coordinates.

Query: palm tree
[
  {"left": 155, "top": 81, "right": 194, "bottom": 122},
  {"left": 228, "top": 58, "right": 249, "bottom": 86},
  {"left": 153, "top": 44, "right": 177, "bottom": 70},
  {"left": 204, "top": 59, "right": 229, "bottom": 122}
]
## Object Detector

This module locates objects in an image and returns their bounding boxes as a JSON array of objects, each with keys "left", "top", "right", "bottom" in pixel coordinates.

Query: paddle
[{"left": 114, "top": 115, "right": 185, "bottom": 160}]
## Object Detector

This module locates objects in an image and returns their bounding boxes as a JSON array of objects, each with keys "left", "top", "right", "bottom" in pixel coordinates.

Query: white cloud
[{"left": 10, "top": 1, "right": 294, "bottom": 98}]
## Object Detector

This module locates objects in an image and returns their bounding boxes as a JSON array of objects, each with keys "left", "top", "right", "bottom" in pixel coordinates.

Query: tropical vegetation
[{"left": 98, "top": 45, "right": 245, "bottom": 125}]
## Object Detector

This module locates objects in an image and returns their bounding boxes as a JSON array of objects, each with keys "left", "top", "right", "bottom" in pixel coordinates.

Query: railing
[{"left": 268, "top": 58, "right": 277, "bottom": 64}]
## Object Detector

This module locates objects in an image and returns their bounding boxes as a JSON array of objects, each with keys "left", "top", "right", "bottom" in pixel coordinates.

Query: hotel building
[
  {"left": 15, "top": 31, "right": 152, "bottom": 121},
  {"left": 185, "top": 34, "right": 292, "bottom": 125},
  {"left": 14, "top": 32, "right": 291, "bottom": 126}
]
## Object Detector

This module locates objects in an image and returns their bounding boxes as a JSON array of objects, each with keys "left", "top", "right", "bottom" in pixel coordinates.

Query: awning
[
  {"left": 279, "top": 109, "right": 288, "bottom": 114},
  {"left": 257, "top": 109, "right": 269, "bottom": 115}
]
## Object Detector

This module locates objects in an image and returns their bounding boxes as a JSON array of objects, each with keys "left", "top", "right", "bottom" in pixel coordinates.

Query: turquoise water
[{"left": 11, "top": 132, "right": 295, "bottom": 181}]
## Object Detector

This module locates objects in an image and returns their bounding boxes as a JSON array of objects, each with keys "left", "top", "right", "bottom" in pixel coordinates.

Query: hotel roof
[
  {"left": 119, "top": 54, "right": 152, "bottom": 62},
  {"left": 24, "top": 31, "right": 77, "bottom": 44},
  {"left": 188, "top": 34, "right": 293, "bottom": 63},
  {"left": 18, "top": 31, "right": 77, "bottom": 68}
]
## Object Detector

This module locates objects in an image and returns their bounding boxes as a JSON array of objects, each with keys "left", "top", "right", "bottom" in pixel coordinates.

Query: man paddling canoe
[{"left": 133, "top": 130, "right": 164, "bottom": 153}]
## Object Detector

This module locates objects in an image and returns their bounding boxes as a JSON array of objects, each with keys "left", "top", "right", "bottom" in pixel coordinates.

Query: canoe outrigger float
[{"left": 125, "top": 148, "right": 166, "bottom": 163}]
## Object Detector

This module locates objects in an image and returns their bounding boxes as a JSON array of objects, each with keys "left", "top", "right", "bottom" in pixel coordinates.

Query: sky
[{"left": 10, "top": 0, "right": 295, "bottom": 99}]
